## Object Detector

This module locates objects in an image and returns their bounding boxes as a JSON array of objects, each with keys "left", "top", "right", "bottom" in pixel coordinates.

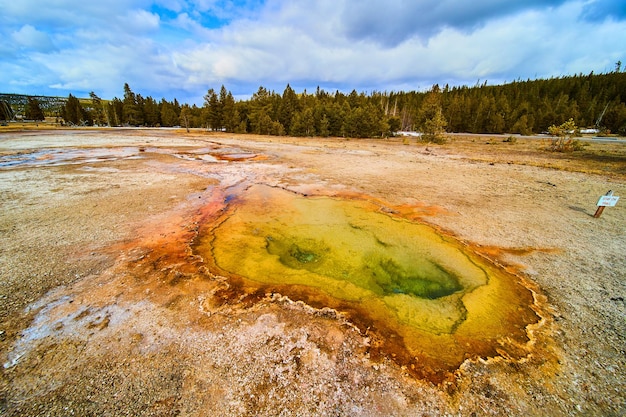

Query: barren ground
[{"left": 0, "top": 128, "right": 624, "bottom": 416}]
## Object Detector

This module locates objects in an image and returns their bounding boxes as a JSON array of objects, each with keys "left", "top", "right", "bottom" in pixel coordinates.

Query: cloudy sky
[{"left": 1, "top": 0, "right": 625, "bottom": 104}]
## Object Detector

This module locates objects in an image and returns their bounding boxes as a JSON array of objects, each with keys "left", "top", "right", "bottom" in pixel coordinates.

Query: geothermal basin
[{"left": 3, "top": 129, "right": 624, "bottom": 416}]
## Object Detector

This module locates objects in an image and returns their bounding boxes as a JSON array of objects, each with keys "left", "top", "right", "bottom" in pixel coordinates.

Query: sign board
[{"left": 597, "top": 195, "right": 620, "bottom": 207}]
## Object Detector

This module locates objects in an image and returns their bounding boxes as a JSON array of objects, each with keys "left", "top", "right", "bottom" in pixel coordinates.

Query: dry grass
[
  {"left": 232, "top": 131, "right": 626, "bottom": 180},
  {"left": 2, "top": 124, "right": 624, "bottom": 179},
  {"left": 434, "top": 134, "right": 626, "bottom": 180}
]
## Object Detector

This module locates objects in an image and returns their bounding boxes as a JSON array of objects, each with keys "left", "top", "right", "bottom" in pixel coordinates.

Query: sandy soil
[{"left": 0, "top": 128, "right": 624, "bottom": 416}]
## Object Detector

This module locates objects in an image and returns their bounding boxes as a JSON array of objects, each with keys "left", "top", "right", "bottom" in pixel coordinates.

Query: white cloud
[
  {"left": 171, "top": 12, "right": 213, "bottom": 38},
  {"left": 1, "top": 0, "right": 153, "bottom": 27},
  {"left": 37, "top": 41, "right": 187, "bottom": 98},
  {"left": 168, "top": 0, "right": 626, "bottom": 95},
  {"left": 0, "top": 0, "right": 624, "bottom": 102},
  {"left": 11, "top": 25, "right": 57, "bottom": 52},
  {"left": 118, "top": 9, "right": 161, "bottom": 33}
]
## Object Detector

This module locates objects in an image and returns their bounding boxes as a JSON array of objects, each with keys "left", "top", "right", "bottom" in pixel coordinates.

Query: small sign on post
[{"left": 594, "top": 190, "right": 620, "bottom": 218}]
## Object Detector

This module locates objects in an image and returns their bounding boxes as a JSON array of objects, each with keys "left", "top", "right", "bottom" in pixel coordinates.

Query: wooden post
[
  {"left": 593, "top": 205, "right": 605, "bottom": 218},
  {"left": 594, "top": 190, "right": 620, "bottom": 218}
]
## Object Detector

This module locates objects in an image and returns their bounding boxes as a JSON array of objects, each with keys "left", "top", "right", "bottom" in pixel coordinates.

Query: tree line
[
  {"left": 55, "top": 71, "right": 626, "bottom": 137},
  {"left": 59, "top": 85, "right": 189, "bottom": 128}
]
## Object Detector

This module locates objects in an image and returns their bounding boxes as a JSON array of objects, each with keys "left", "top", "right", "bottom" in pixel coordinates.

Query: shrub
[{"left": 548, "top": 118, "right": 579, "bottom": 152}]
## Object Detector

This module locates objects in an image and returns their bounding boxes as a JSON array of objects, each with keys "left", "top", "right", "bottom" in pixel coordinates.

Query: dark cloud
[
  {"left": 340, "top": 0, "right": 568, "bottom": 46},
  {"left": 581, "top": 0, "right": 626, "bottom": 21}
]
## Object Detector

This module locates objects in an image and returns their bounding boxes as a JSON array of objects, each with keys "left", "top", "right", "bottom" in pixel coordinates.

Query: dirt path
[{"left": 1, "top": 129, "right": 624, "bottom": 416}]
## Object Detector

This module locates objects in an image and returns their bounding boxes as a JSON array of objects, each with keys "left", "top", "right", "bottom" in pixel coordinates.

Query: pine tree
[
  {"left": 62, "top": 94, "right": 83, "bottom": 125},
  {"left": 248, "top": 86, "right": 280, "bottom": 134},
  {"left": 279, "top": 84, "right": 298, "bottom": 132},
  {"left": 160, "top": 99, "right": 179, "bottom": 127},
  {"left": 418, "top": 86, "right": 447, "bottom": 142},
  {"left": 203, "top": 88, "right": 221, "bottom": 130},
  {"left": 89, "top": 92, "right": 106, "bottom": 125},
  {"left": 143, "top": 96, "right": 160, "bottom": 127},
  {"left": 109, "top": 98, "right": 124, "bottom": 126},
  {"left": 25, "top": 97, "right": 45, "bottom": 121},
  {"left": 222, "top": 91, "right": 239, "bottom": 132},
  {"left": 122, "top": 83, "right": 143, "bottom": 125}
]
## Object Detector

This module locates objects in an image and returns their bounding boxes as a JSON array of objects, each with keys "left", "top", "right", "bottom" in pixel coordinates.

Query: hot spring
[{"left": 194, "top": 184, "right": 539, "bottom": 381}]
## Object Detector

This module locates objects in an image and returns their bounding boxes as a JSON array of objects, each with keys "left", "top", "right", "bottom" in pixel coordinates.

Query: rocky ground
[{"left": 0, "top": 128, "right": 624, "bottom": 416}]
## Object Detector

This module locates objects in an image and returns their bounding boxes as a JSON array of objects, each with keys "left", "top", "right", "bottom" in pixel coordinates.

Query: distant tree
[
  {"left": 548, "top": 118, "right": 581, "bottom": 152},
  {"left": 279, "top": 84, "right": 299, "bottom": 132},
  {"left": 160, "top": 99, "right": 179, "bottom": 127},
  {"left": 25, "top": 97, "right": 45, "bottom": 121},
  {"left": 218, "top": 85, "right": 230, "bottom": 123},
  {"left": 108, "top": 97, "right": 124, "bottom": 126},
  {"left": 221, "top": 90, "right": 240, "bottom": 132},
  {"left": 62, "top": 94, "right": 83, "bottom": 125},
  {"left": 367, "top": 103, "right": 389, "bottom": 137},
  {"left": 444, "top": 93, "right": 465, "bottom": 132},
  {"left": 347, "top": 89, "right": 363, "bottom": 108},
  {"left": 418, "top": 85, "right": 447, "bottom": 143},
  {"left": 89, "top": 91, "right": 107, "bottom": 125},
  {"left": 233, "top": 100, "right": 250, "bottom": 133},
  {"left": 179, "top": 104, "right": 192, "bottom": 132},
  {"left": 39, "top": 71, "right": 624, "bottom": 139},
  {"left": 135, "top": 94, "right": 147, "bottom": 125},
  {"left": 290, "top": 108, "right": 315, "bottom": 136},
  {"left": 326, "top": 101, "right": 345, "bottom": 136},
  {"left": 270, "top": 120, "right": 285, "bottom": 136},
  {"left": 341, "top": 104, "right": 357, "bottom": 137},
  {"left": 318, "top": 114, "right": 330, "bottom": 137},
  {"left": 511, "top": 114, "right": 532, "bottom": 135},
  {"left": 248, "top": 86, "right": 280, "bottom": 134},
  {"left": 203, "top": 88, "right": 222, "bottom": 130},
  {"left": 601, "top": 100, "right": 626, "bottom": 135},
  {"left": 388, "top": 116, "right": 401, "bottom": 134},
  {"left": 143, "top": 96, "right": 160, "bottom": 126},
  {"left": 250, "top": 109, "right": 273, "bottom": 135},
  {"left": 190, "top": 104, "right": 204, "bottom": 128},
  {"left": 122, "top": 83, "right": 143, "bottom": 125}
]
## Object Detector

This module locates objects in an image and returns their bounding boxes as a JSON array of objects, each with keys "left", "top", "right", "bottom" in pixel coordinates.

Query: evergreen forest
[{"left": 4, "top": 71, "right": 626, "bottom": 137}]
